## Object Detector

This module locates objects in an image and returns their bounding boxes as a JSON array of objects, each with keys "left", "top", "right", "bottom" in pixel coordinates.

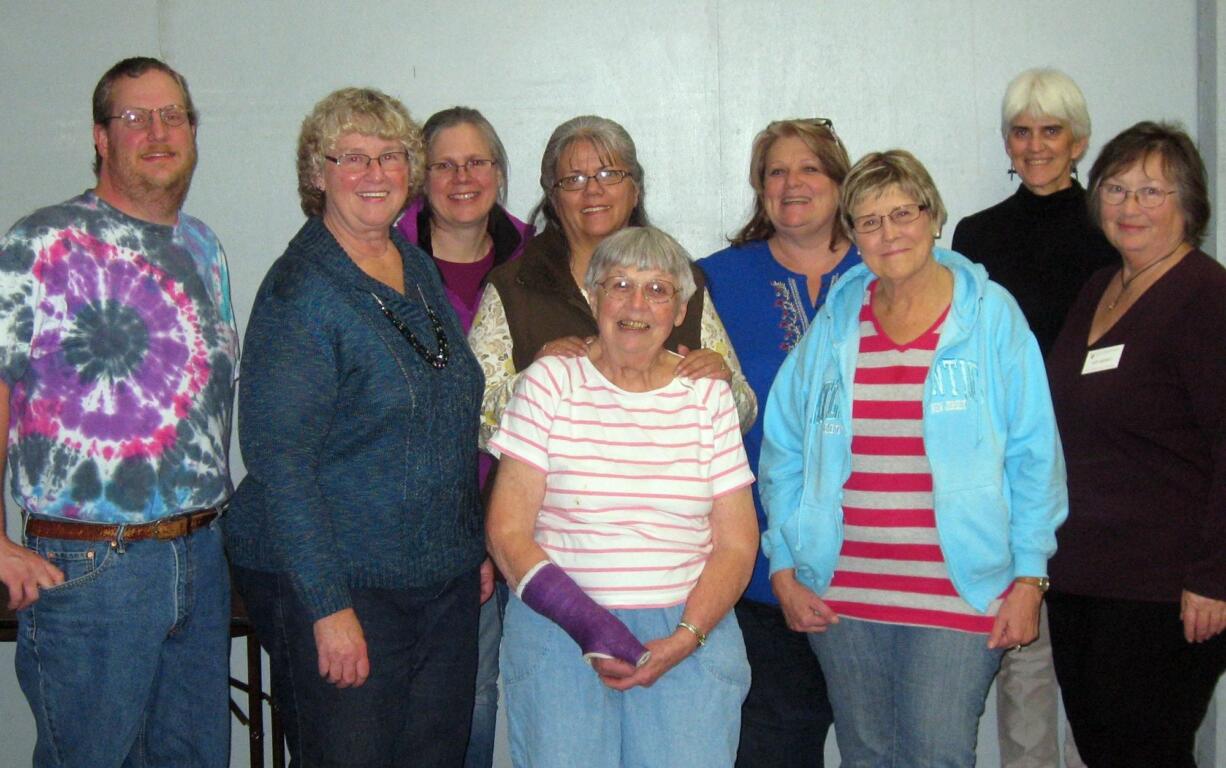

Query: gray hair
[
  {"left": 422, "top": 106, "right": 509, "bottom": 203},
  {"left": 531, "top": 115, "right": 649, "bottom": 230},
  {"left": 1001, "top": 68, "right": 1091, "bottom": 143},
  {"left": 584, "top": 226, "right": 697, "bottom": 304}
]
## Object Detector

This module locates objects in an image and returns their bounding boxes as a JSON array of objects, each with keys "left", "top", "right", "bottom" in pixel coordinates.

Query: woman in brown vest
[{"left": 468, "top": 115, "right": 755, "bottom": 448}]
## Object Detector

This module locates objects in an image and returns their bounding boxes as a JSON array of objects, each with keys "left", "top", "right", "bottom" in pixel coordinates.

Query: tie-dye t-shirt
[{"left": 0, "top": 191, "right": 238, "bottom": 523}]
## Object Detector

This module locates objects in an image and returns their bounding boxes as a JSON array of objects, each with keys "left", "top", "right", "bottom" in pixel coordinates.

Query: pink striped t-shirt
[
  {"left": 489, "top": 354, "right": 754, "bottom": 609},
  {"left": 821, "top": 287, "right": 1002, "bottom": 634}
]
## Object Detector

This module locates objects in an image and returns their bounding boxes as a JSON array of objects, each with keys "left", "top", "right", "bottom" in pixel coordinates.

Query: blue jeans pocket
[
  {"left": 501, "top": 596, "right": 562, "bottom": 686},
  {"left": 27, "top": 537, "right": 119, "bottom": 595},
  {"left": 694, "top": 614, "right": 752, "bottom": 691}
]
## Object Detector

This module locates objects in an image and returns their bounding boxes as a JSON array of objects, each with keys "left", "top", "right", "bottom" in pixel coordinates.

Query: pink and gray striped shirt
[
  {"left": 822, "top": 288, "right": 1002, "bottom": 634},
  {"left": 489, "top": 355, "right": 754, "bottom": 609}
]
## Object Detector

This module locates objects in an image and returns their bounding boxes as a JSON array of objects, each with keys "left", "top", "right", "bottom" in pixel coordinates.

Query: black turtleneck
[{"left": 953, "top": 181, "right": 1118, "bottom": 357}]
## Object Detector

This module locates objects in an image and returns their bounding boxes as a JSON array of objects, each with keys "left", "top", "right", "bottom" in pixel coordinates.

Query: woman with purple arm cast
[{"left": 486, "top": 226, "right": 759, "bottom": 767}]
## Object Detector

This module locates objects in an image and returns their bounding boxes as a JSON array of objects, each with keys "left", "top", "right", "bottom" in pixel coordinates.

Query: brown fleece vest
[{"left": 487, "top": 226, "right": 706, "bottom": 373}]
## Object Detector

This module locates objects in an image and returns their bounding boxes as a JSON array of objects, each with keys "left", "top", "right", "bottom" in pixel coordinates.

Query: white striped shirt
[{"left": 489, "top": 355, "right": 753, "bottom": 608}]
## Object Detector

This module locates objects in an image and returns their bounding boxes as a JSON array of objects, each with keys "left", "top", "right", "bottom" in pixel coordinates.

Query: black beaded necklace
[{"left": 371, "top": 287, "right": 450, "bottom": 370}]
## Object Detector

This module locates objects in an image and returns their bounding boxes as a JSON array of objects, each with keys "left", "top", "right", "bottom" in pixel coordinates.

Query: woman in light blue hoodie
[{"left": 759, "top": 149, "right": 1067, "bottom": 767}]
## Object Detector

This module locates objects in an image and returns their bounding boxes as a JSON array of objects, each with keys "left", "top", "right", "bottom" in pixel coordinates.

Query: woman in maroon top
[
  {"left": 393, "top": 106, "right": 534, "bottom": 768},
  {"left": 1045, "top": 121, "right": 1226, "bottom": 768}
]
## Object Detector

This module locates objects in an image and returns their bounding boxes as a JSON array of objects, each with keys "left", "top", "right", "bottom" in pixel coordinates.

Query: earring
[
  {"left": 1072, "top": 167, "right": 1080, "bottom": 179},
  {"left": 1007, "top": 168, "right": 1017, "bottom": 178}
]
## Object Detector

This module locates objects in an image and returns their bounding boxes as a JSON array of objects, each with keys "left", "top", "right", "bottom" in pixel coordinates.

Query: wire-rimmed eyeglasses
[
  {"left": 106, "top": 105, "right": 191, "bottom": 130},
  {"left": 1099, "top": 183, "right": 1177, "bottom": 209},
  {"left": 554, "top": 169, "right": 630, "bottom": 192},
  {"left": 324, "top": 151, "right": 411, "bottom": 173}
]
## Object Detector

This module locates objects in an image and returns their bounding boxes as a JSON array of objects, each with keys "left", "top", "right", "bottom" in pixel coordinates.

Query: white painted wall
[{"left": 1, "top": 2, "right": 1222, "bottom": 765}]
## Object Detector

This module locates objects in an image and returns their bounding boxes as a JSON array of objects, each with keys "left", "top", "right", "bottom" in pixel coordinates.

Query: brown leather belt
[{"left": 26, "top": 507, "right": 222, "bottom": 542}]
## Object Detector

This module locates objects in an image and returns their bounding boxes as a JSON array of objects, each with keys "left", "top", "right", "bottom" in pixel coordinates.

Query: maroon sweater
[{"left": 1046, "top": 250, "right": 1226, "bottom": 603}]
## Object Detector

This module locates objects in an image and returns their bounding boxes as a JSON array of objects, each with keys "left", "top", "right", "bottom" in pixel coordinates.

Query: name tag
[{"left": 1082, "top": 344, "right": 1124, "bottom": 374}]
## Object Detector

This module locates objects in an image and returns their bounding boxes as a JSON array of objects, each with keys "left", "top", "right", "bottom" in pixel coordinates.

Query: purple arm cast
[{"left": 520, "top": 562, "right": 650, "bottom": 666}]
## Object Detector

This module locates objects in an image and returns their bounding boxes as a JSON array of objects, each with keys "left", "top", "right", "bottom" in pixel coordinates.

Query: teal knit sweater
[{"left": 225, "top": 217, "right": 486, "bottom": 621}]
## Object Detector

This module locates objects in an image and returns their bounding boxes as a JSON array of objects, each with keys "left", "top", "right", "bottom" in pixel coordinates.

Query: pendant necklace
[
  {"left": 1107, "top": 243, "right": 1183, "bottom": 311},
  {"left": 371, "top": 286, "right": 450, "bottom": 369}
]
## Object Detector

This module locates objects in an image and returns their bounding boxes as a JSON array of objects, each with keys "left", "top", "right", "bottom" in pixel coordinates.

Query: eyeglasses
[
  {"left": 426, "top": 158, "right": 498, "bottom": 176},
  {"left": 106, "top": 105, "right": 190, "bottom": 130},
  {"left": 554, "top": 169, "right": 630, "bottom": 191},
  {"left": 324, "top": 151, "right": 411, "bottom": 173},
  {"left": 1099, "top": 183, "right": 1177, "bottom": 209},
  {"left": 808, "top": 117, "right": 839, "bottom": 138},
  {"left": 851, "top": 203, "right": 929, "bottom": 235},
  {"left": 596, "top": 276, "right": 678, "bottom": 303}
]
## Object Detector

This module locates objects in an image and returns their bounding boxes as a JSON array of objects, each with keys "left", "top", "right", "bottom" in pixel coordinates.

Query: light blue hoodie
[{"left": 759, "top": 248, "right": 1068, "bottom": 612}]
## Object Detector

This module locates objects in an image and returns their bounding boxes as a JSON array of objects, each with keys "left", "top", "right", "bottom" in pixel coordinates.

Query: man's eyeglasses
[{"left": 106, "top": 105, "right": 191, "bottom": 130}]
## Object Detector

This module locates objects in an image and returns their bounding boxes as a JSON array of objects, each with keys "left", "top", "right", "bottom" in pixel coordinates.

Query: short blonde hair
[
  {"left": 296, "top": 87, "right": 424, "bottom": 217},
  {"left": 840, "top": 150, "right": 948, "bottom": 235}
]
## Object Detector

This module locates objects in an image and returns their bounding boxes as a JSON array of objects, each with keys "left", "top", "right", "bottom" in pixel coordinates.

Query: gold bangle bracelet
[{"left": 678, "top": 620, "right": 708, "bottom": 646}]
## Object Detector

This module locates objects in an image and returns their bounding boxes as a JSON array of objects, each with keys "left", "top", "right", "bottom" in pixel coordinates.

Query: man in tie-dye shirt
[{"left": 0, "top": 57, "right": 237, "bottom": 767}]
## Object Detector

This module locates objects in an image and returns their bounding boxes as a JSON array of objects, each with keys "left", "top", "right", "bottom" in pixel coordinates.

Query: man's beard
[{"left": 110, "top": 141, "right": 197, "bottom": 217}]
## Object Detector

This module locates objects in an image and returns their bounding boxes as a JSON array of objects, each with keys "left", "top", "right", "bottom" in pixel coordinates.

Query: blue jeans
[
  {"left": 502, "top": 595, "right": 750, "bottom": 768},
  {"left": 809, "top": 619, "right": 1003, "bottom": 768},
  {"left": 15, "top": 522, "right": 231, "bottom": 768},
  {"left": 233, "top": 564, "right": 480, "bottom": 767},
  {"left": 464, "top": 581, "right": 508, "bottom": 768}
]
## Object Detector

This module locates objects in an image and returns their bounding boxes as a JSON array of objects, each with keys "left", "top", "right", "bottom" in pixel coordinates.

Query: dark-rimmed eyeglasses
[
  {"left": 554, "top": 169, "right": 630, "bottom": 192},
  {"left": 808, "top": 117, "right": 837, "bottom": 135},
  {"left": 596, "top": 276, "right": 677, "bottom": 303},
  {"left": 851, "top": 203, "right": 929, "bottom": 235},
  {"left": 106, "top": 105, "right": 190, "bottom": 130},
  {"left": 426, "top": 158, "right": 498, "bottom": 176},
  {"left": 1099, "top": 183, "right": 1177, "bottom": 209},
  {"left": 324, "top": 151, "right": 411, "bottom": 173}
]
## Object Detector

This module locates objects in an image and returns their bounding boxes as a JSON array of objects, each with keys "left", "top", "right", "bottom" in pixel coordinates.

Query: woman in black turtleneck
[
  {"left": 952, "top": 68, "right": 1114, "bottom": 768},
  {"left": 954, "top": 69, "right": 1116, "bottom": 358}
]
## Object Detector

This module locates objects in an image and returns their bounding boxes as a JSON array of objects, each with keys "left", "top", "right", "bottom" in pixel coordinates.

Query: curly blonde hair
[{"left": 296, "top": 87, "right": 424, "bottom": 217}]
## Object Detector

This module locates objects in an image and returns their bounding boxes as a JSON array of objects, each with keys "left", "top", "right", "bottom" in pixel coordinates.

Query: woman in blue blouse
[{"left": 700, "top": 118, "right": 860, "bottom": 767}]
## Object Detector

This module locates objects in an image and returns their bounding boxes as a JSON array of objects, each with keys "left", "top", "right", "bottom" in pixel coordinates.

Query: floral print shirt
[{"left": 0, "top": 192, "right": 238, "bottom": 523}]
